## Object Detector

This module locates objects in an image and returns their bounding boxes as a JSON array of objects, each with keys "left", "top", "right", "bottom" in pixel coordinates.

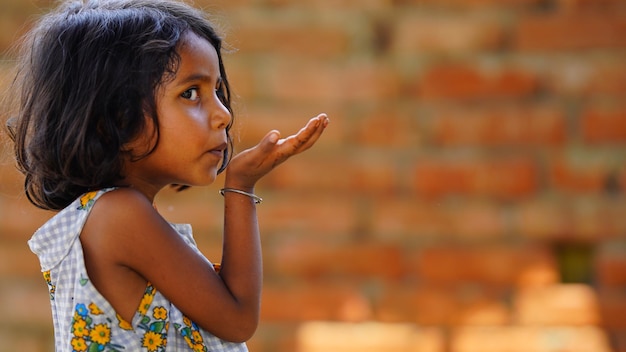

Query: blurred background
[{"left": 1, "top": 0, "right": 625, "bottom": 351}]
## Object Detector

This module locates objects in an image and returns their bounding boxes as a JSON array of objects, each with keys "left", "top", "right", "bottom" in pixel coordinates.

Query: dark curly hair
[{"left": 6, "top": 0, "right": 234, "bottom": 210}]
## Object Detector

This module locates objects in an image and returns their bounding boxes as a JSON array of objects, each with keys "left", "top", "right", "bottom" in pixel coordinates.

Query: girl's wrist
[
  {"left": 223, "top": 177, "right": 256, "bottom": 193},
  {"left": 219, "top": 188, "right": 263, "bottom": 204}
]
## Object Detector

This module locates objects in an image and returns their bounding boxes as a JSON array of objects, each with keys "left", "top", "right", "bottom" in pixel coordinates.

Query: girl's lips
[
  {"left": 209, "top": 150, "right": 224, "bottom": 158},
  {"left": 208, "top": 142, "right": 227, "bottom": 157}
]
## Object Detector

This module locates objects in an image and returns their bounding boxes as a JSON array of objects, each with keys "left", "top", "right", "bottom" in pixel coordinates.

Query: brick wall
[{"left": 1, "top": 0, "right": 625, "bottom": 351}]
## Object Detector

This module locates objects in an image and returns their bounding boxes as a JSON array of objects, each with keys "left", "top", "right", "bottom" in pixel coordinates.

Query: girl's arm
[
  {"left": 81, "top": 114, "right": 328, "bottom": 343},
  {"left": 217, "top": 113, "right": 329, "bottom": 337}
]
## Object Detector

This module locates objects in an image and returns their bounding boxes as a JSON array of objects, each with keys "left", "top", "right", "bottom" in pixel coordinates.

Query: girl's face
[{"left": 122, "top": 31, "right": 231, "bottom": 197}]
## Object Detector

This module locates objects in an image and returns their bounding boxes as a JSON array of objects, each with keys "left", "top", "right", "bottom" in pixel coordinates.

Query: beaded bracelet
[{"left": 219, "top": 188, "right": 263, "bottom": 204}]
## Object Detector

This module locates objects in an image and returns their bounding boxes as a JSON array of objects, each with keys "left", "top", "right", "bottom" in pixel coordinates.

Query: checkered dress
[{"left": 28, "top": 188, "right": 248, "bottom": 352}]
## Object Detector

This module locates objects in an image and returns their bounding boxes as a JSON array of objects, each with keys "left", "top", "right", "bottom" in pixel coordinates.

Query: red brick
[
  {"left": 416, "top": 63, "right": 539, "bottom": 101},
  {"left": 580, "top": 105, "right": 626, "bottom": 143},
  {"left": 392, "top": 14, "right": 505, "bottom": 54},
  {"left": 230, "top": 103, "right": 345, "bottom": 151},
  {"left": 585, "top": 61, "right": 626, "bottom": 97},
  {"left": 515, "top": 12, "right": 626, "bottom": 51},
  {"left": 556, "top": 0, "right": 626, "bottom": 12},
  {"left": 265, "top": 60, "right": 399, "bottom": 103},
  {"left": 230, "top": 12, "right": 349, "bottom": 59},
  {"left": 266, "top": 240, "right": 406, "bottom": 280},
  {"left": 376, "top": 284, "right": 511, "bottom": 325},
  {"left": 262, "top": 153, "right": 397, "bottom": 194},
  {"left": 246, "top": 324, "right": 299, "bottom": 352},
  {"left": 256, "top": 194, "right": 358, "bottom": 236},
  {"left": 260, "top": 282, "right": 370, "bottom": 322},
  {"left": 413, "top": 156, "right": 539, "bottom": 199},
  {"left": 296, "top": 322, "right": 445, "bottom": 352},
  {"left": 371, "top": 198, "right": 507, "bottom": 241},
  {"left": 597, "top": 288, "right": 626, "bottom": 329},
  {"left": 376, "top": 285, "right": 457, "bottom": 325},
  {"left": 409, "top": 245, "right": 557, "bottom": 286},
  {"left": 514, "top": 284, "right": 601, "bottom": 325},
  {"left": 546, "top": 57, "right": 626, "bottom": 98},
  {"left": 451, "top": 326, "right": 612, "bottom": 352},
  {"left": 596, "top": 246, "right": 626, "bottom": 287},
  {"left": 351, "top": 106, "right": 421, "bottom": 148},
  {"left": 431, "top": 105, "right": 566, "bottom": 146},
  {"left": 548, "top": 157, "right": 612, "bottom": 193},
  {"left": 451, "top": 203, "right": 508, "bottom": 240},
  {"left": 371, "top": 198, "right": 449, "bottom": 239},
  {"left": 515, "top": 198, "right": 626, "bottom": 240}
]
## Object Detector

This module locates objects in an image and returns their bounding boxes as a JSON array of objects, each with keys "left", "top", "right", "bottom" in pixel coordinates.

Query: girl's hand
[{"left": 224, "top": 113, "right": 329, "bottom": 190}]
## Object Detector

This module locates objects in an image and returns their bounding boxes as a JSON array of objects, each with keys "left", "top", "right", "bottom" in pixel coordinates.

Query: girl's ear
[{"left": 122, "top": 114, "right": 159, "bottom": 160}]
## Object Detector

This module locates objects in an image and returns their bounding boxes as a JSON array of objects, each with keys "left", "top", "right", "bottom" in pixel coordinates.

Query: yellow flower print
[
  {"left": 117, "top": 314, "right": 134, "bottom": 330},
  {"left": 193, "top": 343, "right": 206, "bottom": 352},
  {"left": 153, "top": 306, "right": 167, "bottom": 320},
  {"left": 89, "top": 323, "right": 111, "bottom": 345},
  {"left": 71, "top": 337, "right": 88, "bottom": 351},
  {"left": 142, "top": 331, "right": 164, "bottom": 352},
  {"left": 138, "top": 284, "right": 156, "bottom": 316},
  {"left": 88, "top": 302, "right": 103, "bottom": 315},
  {"left": 42, "top": 270, "right": 56, "bottom": 300},
  {"left": 72, "top": 318, "right": 89, "bottom": 337},
  {"left": 192, "top": 330, "right": 203, "bottom": 343},
  {"left": 78, "top": 191, "right": 98, "bottom": 210},
  {"left": 183, "top": 316, "right": 192, "bottom": 327}
]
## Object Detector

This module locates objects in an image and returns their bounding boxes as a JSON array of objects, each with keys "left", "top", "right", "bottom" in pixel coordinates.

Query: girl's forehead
[
  {"left": 178, "top": 31, "right": 218, "bottom": 60},
  {"left": 173, "top": 31, "right": 220, "bottom": 80}
]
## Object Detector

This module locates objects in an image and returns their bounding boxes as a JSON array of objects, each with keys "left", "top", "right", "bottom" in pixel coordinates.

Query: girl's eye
[{"left": 181, "top": 88, "right": 199, "bottom": 101}]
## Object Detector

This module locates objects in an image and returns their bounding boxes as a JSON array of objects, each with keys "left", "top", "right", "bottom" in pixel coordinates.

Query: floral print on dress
[
  {"left": 77, "top": 191, "right": 98, "bottom": 211},
  {"left": 43, "top": 270, "right": 56, "bottom": 300},
  {"left": 175, "top": 316, "right": 209, "bottom": 352},
  {"left": 31, "top": 189, "right": 246, "bottom": 351},
  {"left": 70, "top": 302, "right": 125, "bottom": 352},
  {"left": 136, "top": 284, "right": 169, "bottom": 351},
  {"left": 68, "top": 284, "right": 174, "bottom": 352}
]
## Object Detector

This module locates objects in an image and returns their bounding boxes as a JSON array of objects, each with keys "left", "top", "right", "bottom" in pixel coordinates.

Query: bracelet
[{"left": 219, "top": 188, "right": 263, "bottom": 204}]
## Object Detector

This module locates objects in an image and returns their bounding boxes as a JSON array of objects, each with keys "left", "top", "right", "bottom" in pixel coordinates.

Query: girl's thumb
[{"left": 261, "top": 130, "right": 280, "bottom": 151}]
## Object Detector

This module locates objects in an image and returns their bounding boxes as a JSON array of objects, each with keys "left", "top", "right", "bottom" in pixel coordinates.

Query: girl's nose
[{"left": 211, "top": 97, "right": 232, "bottom": 130}]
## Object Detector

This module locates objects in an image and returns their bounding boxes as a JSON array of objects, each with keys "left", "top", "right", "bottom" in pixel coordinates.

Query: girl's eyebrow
[{"left": 175, "top": 73, "right": 220, "bottom": 87}]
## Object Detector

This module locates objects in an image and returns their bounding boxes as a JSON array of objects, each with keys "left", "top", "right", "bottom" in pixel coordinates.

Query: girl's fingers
[
  {"left": 260, "top": 130, "right": 281, "bottom": 152},
  {"left": 277, "top": 114, "right": 328, "bottom": 155},
  {"left": 230, "top": 114, "right": 329, "bottom": 179},
  {"left": 292, "top": 114, "right": 328, "bottom": 153}
]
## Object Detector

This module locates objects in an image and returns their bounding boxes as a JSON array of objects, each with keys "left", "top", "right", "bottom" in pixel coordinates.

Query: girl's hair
[{"left": 6, "top": 0, "right": 234, "bottom": 210}]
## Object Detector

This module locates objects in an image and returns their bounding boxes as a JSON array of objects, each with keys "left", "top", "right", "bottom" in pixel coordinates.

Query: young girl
[{"left": 6, "top": 0, "right": 328, "bottom": 351}]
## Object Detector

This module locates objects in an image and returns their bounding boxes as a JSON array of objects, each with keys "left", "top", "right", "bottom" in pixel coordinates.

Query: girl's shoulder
[
  {"left": 28, "top": 187, "right": 132, "bottom": 271},
  {"left": 87, "top": 187, "right": 153, "bottom": 213},
  {"left": 81, "top": 187, "right": 165, "bottom": 244}
]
